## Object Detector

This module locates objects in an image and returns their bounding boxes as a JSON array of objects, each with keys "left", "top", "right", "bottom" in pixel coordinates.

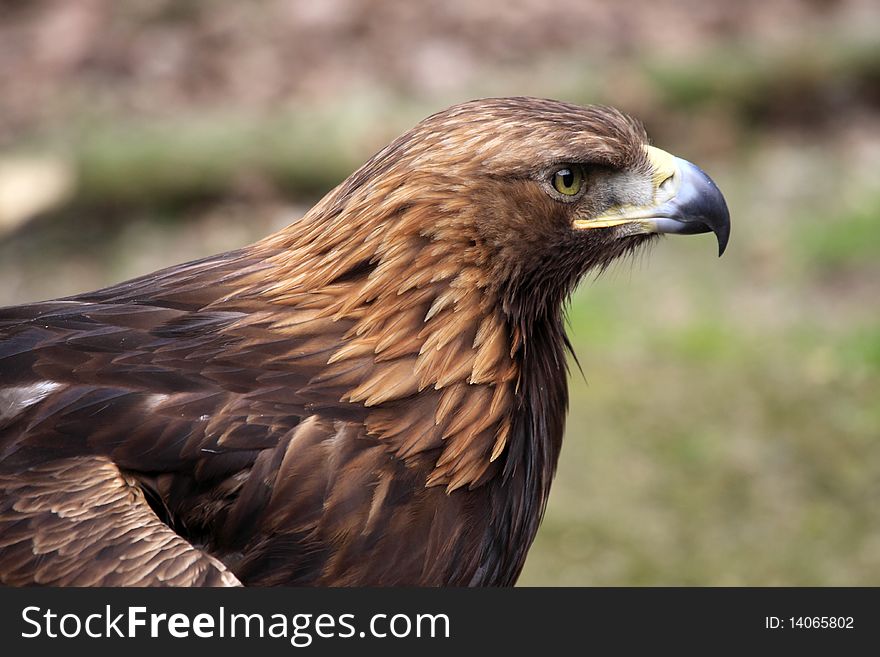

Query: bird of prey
[{"left": 0, "top": 97, "right": 729, "bottom": 586}]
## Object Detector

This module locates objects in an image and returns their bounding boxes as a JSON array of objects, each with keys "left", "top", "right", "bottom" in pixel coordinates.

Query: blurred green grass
[
  {"left": 795, "top": 192, "right": 880, "bottom": 272},
  {"left": 1, "top": 29, "right": 879, "bottom": 585},
  {"left": 522, "top": 293, "right": 880, "bottom": 585}
]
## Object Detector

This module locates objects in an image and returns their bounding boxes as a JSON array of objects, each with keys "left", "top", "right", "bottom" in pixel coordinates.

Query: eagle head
[{"left": 267, "top": 96, "right": 730, "bottom": 324}]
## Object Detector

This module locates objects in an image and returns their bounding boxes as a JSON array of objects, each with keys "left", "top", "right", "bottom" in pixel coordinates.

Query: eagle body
[{"left": 0, "top": 98, "right": 729, "bottom": 586}]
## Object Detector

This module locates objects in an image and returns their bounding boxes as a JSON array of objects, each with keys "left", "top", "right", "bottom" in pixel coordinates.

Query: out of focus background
[{"left": 1, "top": 0, "right": 878, "bottom": 585}]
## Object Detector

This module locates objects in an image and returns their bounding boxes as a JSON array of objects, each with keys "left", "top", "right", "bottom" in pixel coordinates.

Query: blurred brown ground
[{"left": 0, "top": 2, "right": 863, "bottom": 129}]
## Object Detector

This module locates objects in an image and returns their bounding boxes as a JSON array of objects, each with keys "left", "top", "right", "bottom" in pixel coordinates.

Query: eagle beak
[{"left": 573, "top": 145, "right": 731, "bottom": 256}]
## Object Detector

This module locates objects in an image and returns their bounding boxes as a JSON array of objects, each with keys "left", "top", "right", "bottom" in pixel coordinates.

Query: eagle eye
[{"left": 551, "top": 165, "right": 585, "bottom": 197}]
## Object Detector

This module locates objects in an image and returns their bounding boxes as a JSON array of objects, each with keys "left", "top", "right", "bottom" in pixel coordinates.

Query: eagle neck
[{"left": 479, "top": 297, "right": 569, "bottom": 585}]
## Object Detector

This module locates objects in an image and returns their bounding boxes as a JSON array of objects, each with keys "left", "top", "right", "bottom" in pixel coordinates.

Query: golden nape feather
[{"left": 0, "top": 97, "right": 729, "bottom": 586}]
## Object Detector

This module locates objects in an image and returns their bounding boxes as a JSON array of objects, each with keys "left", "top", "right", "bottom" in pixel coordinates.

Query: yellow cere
[{"left": 643, "top": 145, "right": 678, "bottom": 194}]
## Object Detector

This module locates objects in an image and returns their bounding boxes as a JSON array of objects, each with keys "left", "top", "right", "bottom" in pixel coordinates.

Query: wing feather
[{"left": 0, "top": 455, "right": 240, "bottom": 586}]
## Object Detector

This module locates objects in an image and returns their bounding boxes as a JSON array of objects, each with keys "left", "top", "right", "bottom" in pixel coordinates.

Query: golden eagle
[{"left": 0, "top": 98, "right": 729, "bottom": 586}]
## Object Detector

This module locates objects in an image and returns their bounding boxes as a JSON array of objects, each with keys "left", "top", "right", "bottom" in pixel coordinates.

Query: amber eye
[{"left": 552, "top": 166, "right": 584, "bottom": 196}]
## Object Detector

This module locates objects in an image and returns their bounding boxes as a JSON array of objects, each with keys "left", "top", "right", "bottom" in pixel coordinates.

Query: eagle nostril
[{"left": 659, "top": 173, "right": 675, "bottom": 195}]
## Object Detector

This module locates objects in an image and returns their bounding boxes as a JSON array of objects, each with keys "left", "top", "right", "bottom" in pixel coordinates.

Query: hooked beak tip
[{"left": 655, "top": 157, "right": 731, "bottom": 257}]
